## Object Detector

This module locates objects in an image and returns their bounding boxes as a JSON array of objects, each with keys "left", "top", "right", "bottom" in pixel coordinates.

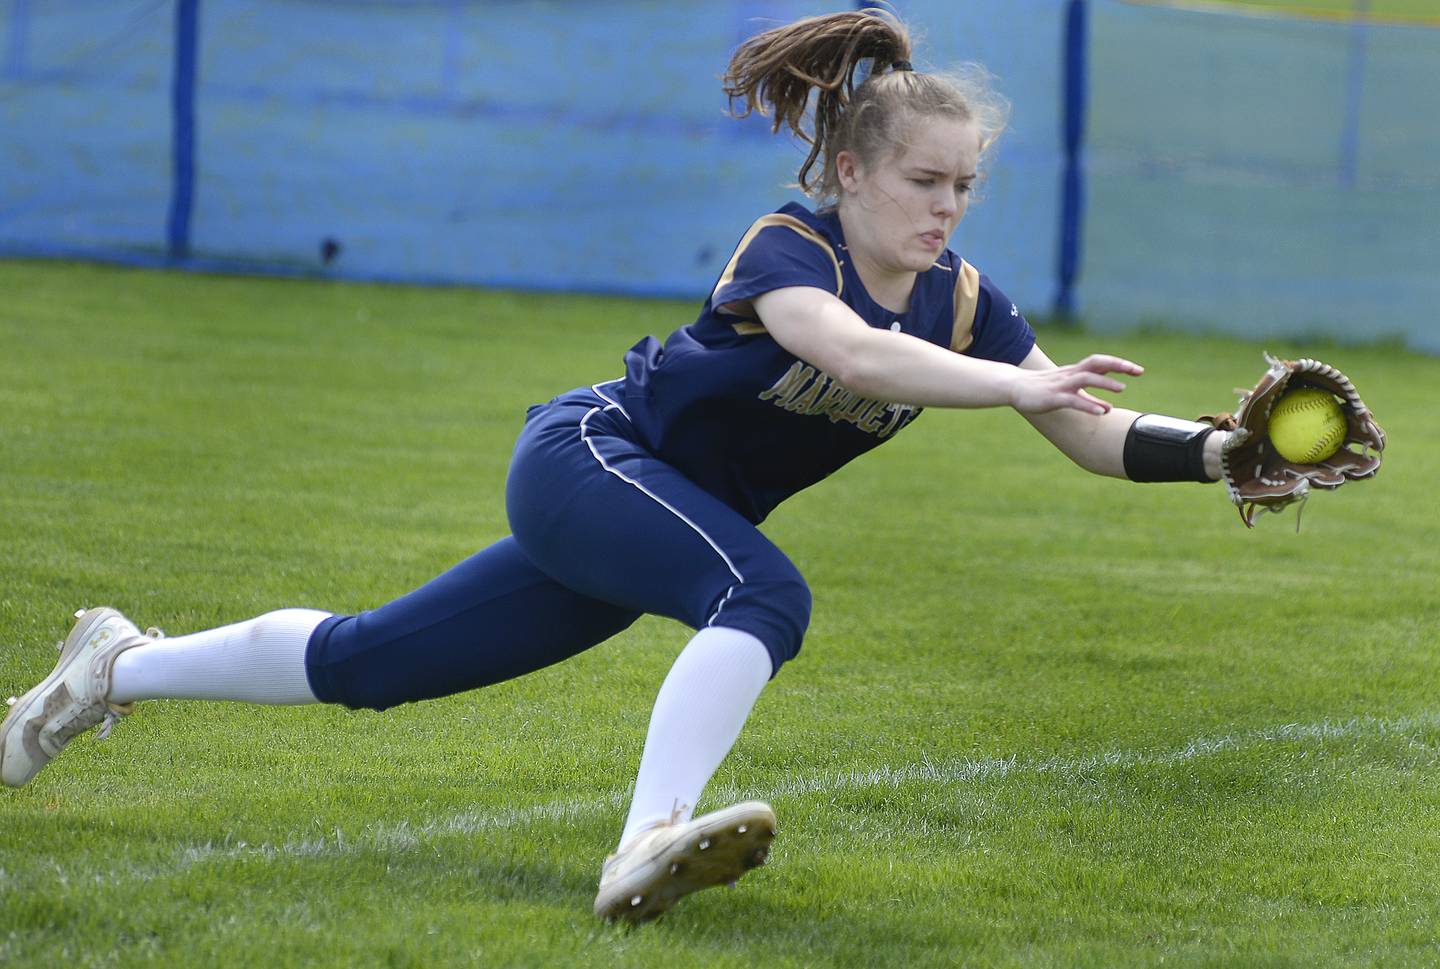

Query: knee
[
  {"left": 771, "top": 572, "right": 813, "bottom": 644},
  {"left": 720, "top": 569, "right": 811, "bottom": 672}
]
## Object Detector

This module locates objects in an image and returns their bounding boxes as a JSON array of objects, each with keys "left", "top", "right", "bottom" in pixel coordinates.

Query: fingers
[
  {"left": 1061, "top": 354, "right": 1142, "bottom": 413},
  {"left": 1058, "top": 369, "right": 1127, "bottom": 395},
  {"left": 1077, "top": 389, "right": 1112, "bottom": 415},
  {"left": 1078, "top": 373, "right": 1127, "bottom": 394},
  {"left": 1013, "top": 354, "right": 1140, "bottom": 416},
  {"left": 1054, "top": 369, "right": 1124, "bottom": 416},
  {"left": 1078, "top": 353, "right": 1144, "bottom": 377}
]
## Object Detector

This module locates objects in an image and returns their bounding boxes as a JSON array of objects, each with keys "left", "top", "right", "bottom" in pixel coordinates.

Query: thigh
[
  {"left": 307, "top": 536, "right": 641, "bottom": 710},
  {"left": 505, "top": 398, "right": 804, "bottom": 637}
]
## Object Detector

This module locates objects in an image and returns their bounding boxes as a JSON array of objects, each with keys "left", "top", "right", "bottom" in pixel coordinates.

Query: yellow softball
[{"left": 1269, "top": 387, "right": 1346, "bottom": 463}]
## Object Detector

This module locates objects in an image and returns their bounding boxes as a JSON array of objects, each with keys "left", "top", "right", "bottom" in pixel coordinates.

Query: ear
[{"left": 835, "top": 150, "right": 863, "bottom": 195}]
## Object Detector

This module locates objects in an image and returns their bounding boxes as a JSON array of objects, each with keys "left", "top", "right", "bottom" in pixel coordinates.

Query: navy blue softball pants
[{"left": 305, "top": 388, "right": 812, "bottom": 711}]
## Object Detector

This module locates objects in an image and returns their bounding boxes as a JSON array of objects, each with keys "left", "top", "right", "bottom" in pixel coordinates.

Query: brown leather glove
[{"left": 1202, "top": 355, "right": 1385, "bottom": 528}]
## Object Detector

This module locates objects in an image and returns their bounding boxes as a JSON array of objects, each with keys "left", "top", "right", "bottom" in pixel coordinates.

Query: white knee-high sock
[
  {"left": 618, "top": 626, "right": 774, "bottom": 849},
  {"left": 108, "top": 609, "right": 329, "bottom": 705}
]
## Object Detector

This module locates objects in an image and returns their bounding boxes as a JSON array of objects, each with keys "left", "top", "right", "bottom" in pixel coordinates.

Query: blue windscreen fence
[
  {"left": 0, "top": 0, "right": 1064, "bottom": 305},
  {"left": 1, "top": 1, "right": 1436, "bottom": 350},
  {"left": 1083, "top": 1, "right": 1440, "bottom": 350}
]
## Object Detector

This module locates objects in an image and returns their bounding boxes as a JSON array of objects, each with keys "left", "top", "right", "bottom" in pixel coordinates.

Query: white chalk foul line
[{"left": 7, "top": 711, "right": 1440, "bottom": 889}]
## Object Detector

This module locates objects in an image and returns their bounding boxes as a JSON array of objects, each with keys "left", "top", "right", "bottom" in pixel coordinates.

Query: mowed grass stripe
[{"left": 5, "top": 710, "right": 1437, "bottom": 889}]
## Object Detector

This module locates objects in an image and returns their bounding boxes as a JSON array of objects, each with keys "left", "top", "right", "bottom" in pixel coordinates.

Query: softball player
[{"left": 1, "top": 10, "right": 1229, "bottom": 923}]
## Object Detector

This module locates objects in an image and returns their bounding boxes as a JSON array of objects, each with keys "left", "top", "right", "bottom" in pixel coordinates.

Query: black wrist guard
[{"left": 1123, "top": 414, "right": 1218, "bottom": 483}]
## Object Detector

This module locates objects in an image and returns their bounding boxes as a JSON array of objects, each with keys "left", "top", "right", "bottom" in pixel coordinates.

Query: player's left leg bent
[{"left": 506, "top": 397, "right": 809, "bottom": 919}]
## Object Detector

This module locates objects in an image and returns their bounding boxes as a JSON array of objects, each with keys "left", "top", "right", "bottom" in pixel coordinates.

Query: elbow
[
  {"left": 827, "top": 337, "right": 886, "bottom": 399},
  {"left": 832, "top": 358, "right": 876, "bottom": 398}
]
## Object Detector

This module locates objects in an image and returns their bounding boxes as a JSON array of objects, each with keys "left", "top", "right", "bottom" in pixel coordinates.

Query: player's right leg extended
[{"left": 2, "top": 538, "right": 640, "bottom": 787}]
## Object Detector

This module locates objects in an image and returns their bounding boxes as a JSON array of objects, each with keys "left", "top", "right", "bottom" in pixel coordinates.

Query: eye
[
  {"left": 909, "top": 177, "right": 935, "bottom": 187},
  {"left": 956, "top": 182, "right": 974, "bottom": 195}
]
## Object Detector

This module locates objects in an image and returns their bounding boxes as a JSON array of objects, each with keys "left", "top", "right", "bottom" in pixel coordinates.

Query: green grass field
[{"left": 2, "top": 260, "right": 1439, "bottom": 968}]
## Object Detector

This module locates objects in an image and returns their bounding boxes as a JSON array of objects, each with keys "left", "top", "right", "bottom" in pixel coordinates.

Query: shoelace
[
  {"left": 95, "top": 710, "right": 123, "bottom": 740},
  {"left": 603, "top": 799, "right": 695, "bottom": 869}
]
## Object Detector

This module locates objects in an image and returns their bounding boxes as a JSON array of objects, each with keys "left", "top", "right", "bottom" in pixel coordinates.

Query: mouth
[{"left": 919, "top": 230, "right": 946, "bottom": 249}]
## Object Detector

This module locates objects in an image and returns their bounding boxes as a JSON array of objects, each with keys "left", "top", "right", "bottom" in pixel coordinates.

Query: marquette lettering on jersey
[
  {"left": 758, "top": 362, "right": 917, "bottom": 439},
  {"left": 614, "top": 203, "right": 1037, "bottom": 524}
]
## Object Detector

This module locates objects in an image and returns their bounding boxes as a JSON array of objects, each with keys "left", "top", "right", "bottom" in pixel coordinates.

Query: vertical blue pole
[
  {"left": 441, "top": 0, "right": 462, "bottom": 98},
  {"left": 4, "top": 0, "right": 31, "bottom": 79},
  {"left": 166, "top": 0, "right": 200, "bottom": 262},
  {"left": 1337, "top": 0, "right": 1369, "bottom": 190},
  {"left": 1055, "top": 0, "right": 1087, "bottom": 321}
]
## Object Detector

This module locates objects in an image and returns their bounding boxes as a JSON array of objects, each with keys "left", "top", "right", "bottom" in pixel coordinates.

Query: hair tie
[{"left": 891, "top": 59, "right": 913, "bottom": 72}]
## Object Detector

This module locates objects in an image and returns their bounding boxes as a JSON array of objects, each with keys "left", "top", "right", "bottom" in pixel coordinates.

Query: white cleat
[
  {"left": 1, "top": 607, "right": 154, "bottom": 788},
  {"left": 593, "top": 800, "right": 777, "bottom": 924}
]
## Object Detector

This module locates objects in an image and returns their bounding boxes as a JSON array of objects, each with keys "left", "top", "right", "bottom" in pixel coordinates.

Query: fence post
[
  {"left": 1338, "top": 0, "right": 1370, "bottom": 191},
  {"left": 167, "top": 0, "right": 200, "bottom": 262},
  {"left": 1055, "top": 0, "right": 1087, "bottom": 323}
]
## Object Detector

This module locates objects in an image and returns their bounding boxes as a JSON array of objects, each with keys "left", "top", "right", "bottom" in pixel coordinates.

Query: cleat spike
[
  {"left": 5, "top": 697, "right": 16, "bottom": 707},
  {"left": 736, "top": 824, "right": 748, "bottom": 834},
  {"left": 75, "top": 609, "right": 86, "bottom": 619},
  {"left": 697, "top": 838, "right": 711, "bottom": 850},
  {"left": 669, "top": 862, "right": 681, "bottom": 875},
  {"left": 767, "top": 827, "right": 778, "bottom": 837},
  {"left": 630, "top": 895, "right": 643, "bottom": 907}
]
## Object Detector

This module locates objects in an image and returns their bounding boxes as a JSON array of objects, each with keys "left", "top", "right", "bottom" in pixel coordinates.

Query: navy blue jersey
[{"left": 607, "top": 202, "right": 1036, "bottom": 524}]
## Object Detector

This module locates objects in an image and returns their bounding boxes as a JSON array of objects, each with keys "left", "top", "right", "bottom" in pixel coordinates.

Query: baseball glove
[{"left": 1201, "top": 355, "right": 1385, "bottom": 528}]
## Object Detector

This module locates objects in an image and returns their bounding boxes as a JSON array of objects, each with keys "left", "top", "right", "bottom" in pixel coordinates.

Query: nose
[{"left": 933, "top": 186, "right": 958, "bottom": 219}]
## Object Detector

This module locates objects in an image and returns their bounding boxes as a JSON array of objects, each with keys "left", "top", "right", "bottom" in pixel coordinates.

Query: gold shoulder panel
[
  {"left": 711, "top": 214, "right": 844, "bottom": 325},
  {"left": 950, "top": 258, "right": 981, "bottom": 353}
]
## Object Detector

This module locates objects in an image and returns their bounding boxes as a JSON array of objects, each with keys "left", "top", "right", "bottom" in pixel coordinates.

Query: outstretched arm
[
  {"left": 1018, "top": 345, "right": 1224, "bottom": 480},
  {"left": 752, "top": 287, "right": 1141, "bottom": 416}
]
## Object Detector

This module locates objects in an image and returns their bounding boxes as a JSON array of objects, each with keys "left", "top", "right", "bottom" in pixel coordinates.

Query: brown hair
[{"left": 722, "top": 9, "right": 1008, "bottom": 203}]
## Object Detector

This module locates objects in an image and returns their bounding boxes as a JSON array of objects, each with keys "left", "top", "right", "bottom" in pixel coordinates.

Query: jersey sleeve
[
  {"left": 710, "top": 213, "right": 844, "bottom": 314},
  {"left": 955, "top": 270, "right": 1036, "bottom": 365}
]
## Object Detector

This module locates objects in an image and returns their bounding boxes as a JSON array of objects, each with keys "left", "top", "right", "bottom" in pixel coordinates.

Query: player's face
[{"left": 837, "top": 116, "right": 980, "bottom": 278}]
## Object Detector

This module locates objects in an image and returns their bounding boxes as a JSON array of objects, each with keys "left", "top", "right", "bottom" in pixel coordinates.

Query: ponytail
[
  {"left": 722, "top": 9, "right": 1008, "bottom": 204},
  {"left": 722, "top": 9, "right": 912, "bottom": 195}
]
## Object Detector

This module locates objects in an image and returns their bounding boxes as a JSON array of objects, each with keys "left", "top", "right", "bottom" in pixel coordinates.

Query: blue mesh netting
[
  {"left": 0, "top": 0, "right": 1064, "bottom": 309},
  {"left": 5, "top": 1, "right": 1432, "bottom": 349},
  {"left": 1083, "top": 1, "right": 1440, "bottom": 350},
  {"left": 1, "top": 2, "right": 174, "bottom": 256}
]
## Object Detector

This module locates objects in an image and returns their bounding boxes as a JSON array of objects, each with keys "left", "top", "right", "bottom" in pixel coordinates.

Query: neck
[{"left": 837, "top": 206, "right": 917, "bottom": 314}]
